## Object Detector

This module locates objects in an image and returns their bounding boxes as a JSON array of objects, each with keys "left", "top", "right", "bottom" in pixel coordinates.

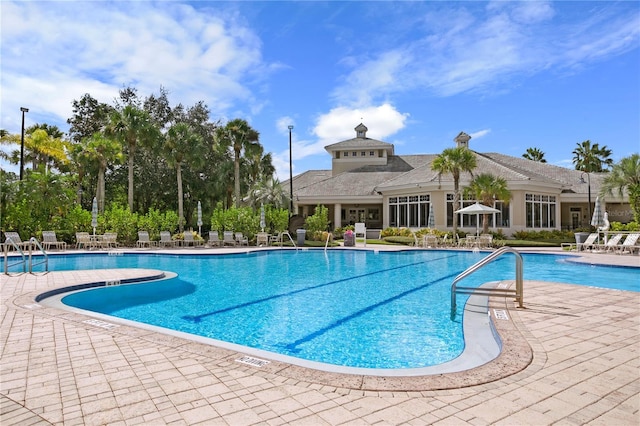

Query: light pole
[
  {"left": 288, "top": 125, "right": 294, "bottom": 215},
  {"left": 580, "top": 171, "right": 591, "bottom": 229},
  {"left": 19, "top": 107, "right": 29, "bottom": 181}
]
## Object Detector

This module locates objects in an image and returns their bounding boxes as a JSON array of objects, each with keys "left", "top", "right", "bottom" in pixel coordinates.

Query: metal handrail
[
  {"left": 281, "top": 231, "right": 297, "bottom": 249},
  {"left": 3, "top": 238, "right": 27, "bottom": 274},
  {"left": 324, "top": 232, "right": 332, "bottom": 251},
  {"left": 451, "top": 246, "right": 523, "bottom": 319},
  {"left": 28, "top": 237, "right": 48, "bottom": 273}
]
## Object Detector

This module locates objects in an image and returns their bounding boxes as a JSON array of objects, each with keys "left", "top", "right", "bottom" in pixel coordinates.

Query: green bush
[
  {"left": 610, "top": 221, "right": 639, "bottom": 231},
  {"left": 304, "top": 205, "right": 329, "bottom": 241}
]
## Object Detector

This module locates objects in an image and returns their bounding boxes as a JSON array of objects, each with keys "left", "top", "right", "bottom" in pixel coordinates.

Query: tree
[
  {"left": 463, "top": 173, "right": 511, "bottom": 234},
  {"left": 67, "top": 93, "right": 113, "bottom": 143},
  {"left": 164, "top": 123, "right": 204, "bottom": 231},
  {"left": 522, "top": 147, "right": 546, "bottom": 163},
  {"left": 247, "top": 177, "right": 288, "bottom": 209},
  {"left": 431, "top": 146, "right": 477, "bottom": 234},
  {"left": 83, "top": 133, "right": 124, "bottom": 213},
  {"left": 107, "top": 105, "right": 159, "bottom": 211},
  {"left": 26, "top": 128, "right": 69, "bottom": 173},
  {"left": 215, "top": 119, "right": 260, "bottom": 207},
  {"left": 573, "top": 140, "right": 613, "bottom": 172},
  {"left": 600, "top": 154, "right": 640, "bottom": 223}
]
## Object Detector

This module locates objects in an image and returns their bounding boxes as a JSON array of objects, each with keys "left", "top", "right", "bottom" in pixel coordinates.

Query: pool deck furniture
[
  {"left": 41, "top": 231, "right": 67, "bottom": 251},
  {"left": 576, "top": 232, "right": 598, "bottom": 251},
  {"left": 617, "top": 233, "right": 640, "bottom": 255},
  {"left": 223, "top": 231, "right": 236, "bottom": 247},
  {"left": 235, "top": 232, "right": 248, "bottom": 246},
  {"left": 1, "top": 247, "right": 638, "bottom": 425},
  {"left": 136, "top": 231, "right": 157, "bottom": 249},
  {"left": 208, "top": 231, "right": 222, "bottom": 247},
  {"left": 181, "top": 232, "right": 203, "bottom": 247},
  {"left": 593, "top": 233, "right": 624, "bottom": 253},
  {"left": 256, "top": 232, "right": 269, "bottom": 246},
  {"left": 158, "top": 231, "right": 176, "bottom": 248},
  {"left": 75, "top": 232, "right": 92, "bottom": 249},
  {"left": 3, "top": 232, "right": 32, "bottom": 251}
]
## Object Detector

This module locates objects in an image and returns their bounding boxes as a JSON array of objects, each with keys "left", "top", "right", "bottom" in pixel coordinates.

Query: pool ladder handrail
[
  {"left": 281, "top": 231, "right": 297, "bottom": 249},
  {"left": 451, "top": 246, "right": 523, "bottom": 319},
  {"left": 3, "top": 237, "right": 49, "bottom": 274}
]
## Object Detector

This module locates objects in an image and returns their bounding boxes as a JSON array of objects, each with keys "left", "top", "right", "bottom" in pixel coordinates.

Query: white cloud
[{"left": 470, "top": 129, "right": 491, "bottom": 140}]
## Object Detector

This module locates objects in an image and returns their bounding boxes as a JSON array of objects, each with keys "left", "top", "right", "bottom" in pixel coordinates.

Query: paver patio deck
[{"left": 1, "top": 247, "right": 638, "bottom": 425}]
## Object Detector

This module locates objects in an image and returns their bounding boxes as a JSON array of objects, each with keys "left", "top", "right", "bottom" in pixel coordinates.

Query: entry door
[{"left": 571, "top": 211, "right": 580, "bottom": 229}]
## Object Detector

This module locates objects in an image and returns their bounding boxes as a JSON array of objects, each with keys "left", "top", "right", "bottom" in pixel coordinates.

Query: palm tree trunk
[
  {"left": 452, "top": 179, "right": 460, "bottom": 235},
  {"left": 97, "top": 165, "right": 106, "bottom": 214},
  {"left": 128, "top": 147, "right": 135, "bottom": 212},
  {"left": 234, "top": 149, "right": 241, "bottom": 208},
  {"left": 177, "top": 162, "right": 184, "bottom": 232}
]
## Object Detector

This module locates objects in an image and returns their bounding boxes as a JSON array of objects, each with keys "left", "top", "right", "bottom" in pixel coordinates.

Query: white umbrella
[
  {"left": 197, "top": 201, "right": 203, "bottom": 236},
  {"left": 427, "top": 203, "right": 435, "bottom": 230},
  {"left": 591, "top": 197, "right": 605, "bottom": 243},
  {"left": 91, "top": 197, "right": 98, "bottom": 236},
  {"left": 260, "top": 203, "right": 266, "bottom": 232},
  {"left": 455, "top": 202, "right": 500, "bottom": 236}
]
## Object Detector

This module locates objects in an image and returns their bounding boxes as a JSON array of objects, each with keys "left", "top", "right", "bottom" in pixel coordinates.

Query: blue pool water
[{"left": 24, "top": 250, "right": 639, "bottom": 369}]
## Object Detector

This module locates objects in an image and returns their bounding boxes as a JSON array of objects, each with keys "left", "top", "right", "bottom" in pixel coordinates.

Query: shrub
[
  {"left": 610, "top": 221, "right": 639, "bottom": 232},
  {"left": 304, "top": 205, "right": 329, "bottom": 240}
]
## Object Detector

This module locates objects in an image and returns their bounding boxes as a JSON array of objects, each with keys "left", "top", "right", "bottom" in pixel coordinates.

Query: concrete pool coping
[{"left": 2, "top": 247, "right": 638, "bottom": 425}]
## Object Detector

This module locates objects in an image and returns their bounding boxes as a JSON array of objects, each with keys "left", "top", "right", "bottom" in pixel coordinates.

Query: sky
[{"left": 1, "top": 1, "right": 639, "bottom": 180}]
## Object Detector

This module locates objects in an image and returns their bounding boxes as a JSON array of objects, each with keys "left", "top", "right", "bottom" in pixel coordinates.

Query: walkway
[{"left": 1, "top": 248, "right": 638, "bottom": 425}]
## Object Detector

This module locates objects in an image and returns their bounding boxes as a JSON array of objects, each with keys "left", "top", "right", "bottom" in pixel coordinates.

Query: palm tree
[
  {"left": 247, "top": 177, "right": 288, "bottom": 209},
  {"left": 463, "top": 173, "right": 511, "bottom": 234},
  {"left": 164, "top": 123, "right": 204, "bottom": 231},
  {"left": 573, "top": 140, "right": 613, "bottom": 172},
  {"left": 108, "top": 105, "right": 159, "bottom": 211},
  {"left": 84, "top": 133, "right": 123, "bottom": 213},
  {"left": 27, "top": 129, "right": 69, "bottom": 173},
  {"left": 522, "top": 147, "right": 547, "bottom": 163},
  {"left": 600, "top": 154, "right": 640, "bottom": 223},
  {"left": 215, "top": 119, "right": 260, "bottom": 207},
  {"left": 431, "top": 146, "right": 477, "bottom": 234}
]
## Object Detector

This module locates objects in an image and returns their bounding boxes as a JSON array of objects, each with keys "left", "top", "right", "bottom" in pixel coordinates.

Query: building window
[
  {"left": 352, "top": 152, "right": 357, "bottom": 157},
  {"left": 388, "top": 194, "right": 430, "bottom": 227},
  {"left": 369, "top": 151, "right": 375, "bottom": 156},
  {"left": 446, "top": 194, "right": 511, "bottom": 228},
  {"left": 361, "top": 151, "right": 366, "bottom": 156},
  {"left": 343, "top": 151, "right": 348, "bottom": 157},
  {"left": 526, "top": 193, "right": 556, "bottom": 228}
]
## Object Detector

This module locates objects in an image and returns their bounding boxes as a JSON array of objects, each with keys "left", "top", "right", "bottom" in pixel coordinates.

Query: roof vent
[
  {"left": 454, "top": 131, "right": 471, "bottom": 148},
  {"left": 355, "top": 123, "right": 368, "bottom": 139}
]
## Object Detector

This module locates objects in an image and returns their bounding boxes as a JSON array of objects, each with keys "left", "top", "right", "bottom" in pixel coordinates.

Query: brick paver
[{"left": 1, "top": 248, "right": 638, "bottom": 425}]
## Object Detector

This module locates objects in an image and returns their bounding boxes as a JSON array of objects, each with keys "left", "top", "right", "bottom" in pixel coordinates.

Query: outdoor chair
[
  {"left": 354, "top": 222, "right": 367, "bottom": 247},
  {"left": 136, "top": 231, "right": 157, "bottom": 248},
  {"left": 576, "top": 233, "right": 598, "bottom": 251},
  {"left": 3, "top": 232, "right": 31, "bottom": 251},
  {"left": 75, "top": 232, "right": 92, "bottom": 249},
  {"left": 235, "top": 232, "right": 248, "bottom": 246},
  {"left": 159, "top": 231, "right": 176, "bottom": 248},
  {"left": 617, "top": 233, "right": 639, "bottom": 255},
  {"left": 423, "top": 235, "right": 439, "bottom": 248},
  {"left": 42, "top": 231, "right": 67, "bottom": 251},
  {"left": 256, "top": 232, "right": 269, "bottom": 246},
  {"left": 208, "top": 231, "right": 222, "bottom": 247},
  {"left": 182, "top": 232, "right": 203, "bottom": 247},
  {"left": 594, "top": 234, "right": 623, "bottom": 252},
  {"left": 102, "top": 232, "right": 119, "bottom": 249},
  {"left": 223, "top": 231, "right": 236, "bottom": 247},
  {"left": 269, "top": 232, "right": 283, "bottom": 246},
  {"left": 478, "top": 234, "right": 493, "bottom": 249}
]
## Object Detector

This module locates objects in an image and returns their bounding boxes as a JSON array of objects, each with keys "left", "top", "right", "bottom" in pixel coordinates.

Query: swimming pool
[{"left": 31, "top": 249, "right": 639, "bottom": 372}]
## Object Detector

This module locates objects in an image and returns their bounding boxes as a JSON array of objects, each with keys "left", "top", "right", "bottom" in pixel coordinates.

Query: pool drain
[{"left": 236, "top": 356, "right": 270, "bottom": 367}]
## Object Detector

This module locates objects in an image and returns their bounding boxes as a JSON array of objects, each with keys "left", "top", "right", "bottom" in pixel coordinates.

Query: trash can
[
  {"left": 296, "top": 229, "right": 306, "bottom": 246},
  {"left": 575, "top": 232, "right": 590, "bottom": 251}
]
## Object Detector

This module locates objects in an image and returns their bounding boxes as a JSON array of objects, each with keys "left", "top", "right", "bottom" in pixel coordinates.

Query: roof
[{"left": 324, "top": 137, "right": 394, "bottom": 151}]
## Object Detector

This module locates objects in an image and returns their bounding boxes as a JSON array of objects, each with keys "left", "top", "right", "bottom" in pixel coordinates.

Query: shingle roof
[{"left": 324, "top": 137, "right": 393, "bottom": 151}]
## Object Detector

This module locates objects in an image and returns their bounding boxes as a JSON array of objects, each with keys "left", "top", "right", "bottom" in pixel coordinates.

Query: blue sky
[{"left": 1, "top": 1, "right": 639, "bottom": 179}]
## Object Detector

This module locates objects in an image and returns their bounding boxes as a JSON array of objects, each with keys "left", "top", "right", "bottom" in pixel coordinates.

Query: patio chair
[
  {"left": 3, "top": 232, "right": 31, "bottom": 251},
  {"left": 136, "top": 231, "right": 157, "bottom": 248},
  {"left": 576, "top": 233, "right": 598, "bottom": 251},
  {"left": 182, "top": 231, "right": 203, "bottom": 247},
  {"left": 617, "top": 233, "right": 639, "bottom": 255},
  {"left": 75, "top": 232, "right": 92, "bottom": 249},
  {"left": 159, "top": 231, "right": 176, "bottom": 248},
  {"left": 354, "top": 223, "right": 367, "bottom": 247},
  {"left": 479, "top": 234, "right": 493, "bottom": 249},
  {"left": 235, "top": 232, "right": 248, "bottom": 246},
  {"left": 223, "top": 231, "right": 236, "bottom": 247},
  {"left": 423, "top": 235, "right": 439, "bottom": 248},
  {"left": 269, "top": 232, "right": 283, "bottom": 246},
  {"left": 102, "top": 232, "right": 119, "bottom": 249},
  {"left": 593, "top": 233, "right": 623, "bottom": 253},
  {"left": 256, "top": 232, "right": 269, "bottom": 246},
  {"left": 208, "top": 231, "right": 222, "bottom": 247},
  {"left": 42, "top": 231, "right": 67, "bottom": 251}
]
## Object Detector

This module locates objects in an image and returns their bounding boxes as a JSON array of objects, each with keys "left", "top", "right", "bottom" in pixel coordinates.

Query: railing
[
  {"left": 451, "top": 246, "right": 523, "bottom": 319},
  {"left": 324, "top": 232, "right": 332, "bottom": 251},
  {"left": 3, "top": 238, "right": 27, "bottom": 274},
  {"left": 28, "top": 237, "right": 49, "bottom": 273},
  {"left": 281, "top": 231, "right": 297, "bottom": 249}
]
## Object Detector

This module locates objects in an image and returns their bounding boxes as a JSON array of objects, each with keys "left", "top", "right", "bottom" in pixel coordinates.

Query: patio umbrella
[
  {"left": 91, "top": 197, "right": 98, "bottom": 236},
  {"left": 260, "top": 203, "right": 266, "bottom": 232},
  {"left": 455, "top": 202, "right": 500, "bottom": 236},
  {"left": 427, "top": 203, "right": 435, "bottom": 230},
  {"left": 197, "top": 201, "right": 203, "bottom": 236},
  {"left": 590, "top": 196, "right": 604, "bottom": 243}
]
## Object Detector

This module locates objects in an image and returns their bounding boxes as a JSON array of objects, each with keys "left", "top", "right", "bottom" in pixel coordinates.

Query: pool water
[{"left": 28, "top": 250, "right": 640, "bottom": 369}]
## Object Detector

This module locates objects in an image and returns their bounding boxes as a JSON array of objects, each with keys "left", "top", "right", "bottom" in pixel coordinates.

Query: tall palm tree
[
  {"left": 600, "top": 154, "right": 640, "bottom": 223},
  {"left": 108, "top": 105, "right": 159, "bottom": 211},
  {"left": 573, "top": 140, "right": 613, "bottom": 172},
  {"left": 247, "top": 177, "right": 288, "bottom": 209},
  {"left": 522, "top": 147, "right": 547, "bottom": 163},
  {"left": 463, "top": 173, "right": 511, "bottom": 234},
  {"left": 164, "top": 123, "right": 204, "bottom": 231},
  {"left": 27, "top": 129, "right": 69, "bottom": 173},
  {"left": 84, "top": 133, "right": 123, "bottom": 213},
  {"left": 215, "top": 119, "right": 260, "bottom": 207},
  {"left": 431, "top": 146, "right": 477, "bottom": 234}
]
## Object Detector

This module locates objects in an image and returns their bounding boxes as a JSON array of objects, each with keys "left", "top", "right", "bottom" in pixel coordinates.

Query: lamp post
[
  {"left": 580, "top": 171, "right": 591, "bottom": 229},
  {"left": 288, "top": 125, "right": 294, "bottom": 216},
  {"left": 19, "top": 107, "right": 29, "bottom": 181}
]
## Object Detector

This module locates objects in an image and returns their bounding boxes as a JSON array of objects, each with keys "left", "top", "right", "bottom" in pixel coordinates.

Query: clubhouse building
[{"left": 287, "top": 124, "right": 632, "bottom": 236}]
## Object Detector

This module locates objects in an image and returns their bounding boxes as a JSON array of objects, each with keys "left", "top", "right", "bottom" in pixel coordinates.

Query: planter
[{"left": 344, "top": 234, "right": 355, "bottom": 246}]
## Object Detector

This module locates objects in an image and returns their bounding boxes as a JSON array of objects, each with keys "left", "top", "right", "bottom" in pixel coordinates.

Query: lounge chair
[
  {"left": 223, "top": 231, "right": 236, "bottom": 247},
  {"left": 576, "top": 233, "right": 598, "bottom": 251},
  {"left": 102, "top": 232, "right": 119, "bottom": 249},
  {"left": 75, "top": 232, "right": 92, "bottom": 249},
  {"left": 42, "top": 231, "right": 67, "bottom": 251},
  {"left": 208, "top": 231, "right": 222, "bottom": 247},
  {"left": 182, "top": 231, "right": 203, "bottom": 247},
  {"left": 3, "top": 232, "right": 31, "bottom": 251},
  {"left": 136, "top": 231, "right": 157, "bottom": 248},
  {"left": 593, "top": 234, "right": 623, "bottom": 252},
  {"left": 269, "top": 232, "right": 283, "bottom": 246},
  {"left": 423, "top": 235, "right": 439, "bottom": 248},
  {"left": 235, "top": 232, "right": 248, "bottom": 246},
  {"left": 159, "top": 231, "right": 176, "bottom": 248},
  {"left": 617, "top": 233, "right": 639, "bottom": 255}
]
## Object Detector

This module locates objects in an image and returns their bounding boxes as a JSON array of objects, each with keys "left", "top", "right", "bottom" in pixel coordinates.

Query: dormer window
[{"left": 355, "top": 123, "right": 368, "bottom": 138}]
